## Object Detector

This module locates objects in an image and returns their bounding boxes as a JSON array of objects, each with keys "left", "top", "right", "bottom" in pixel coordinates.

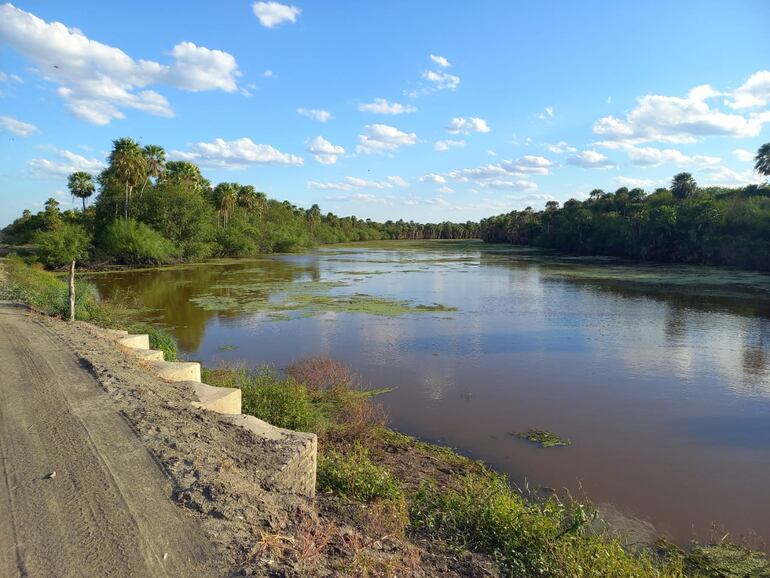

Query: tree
[
  {"left": 671, "top": 172, "right": 697, "bottom": 200},
  {"left": 67, "top": 171, "right": 95, "bottom": 211},
  {"left": 108, "top": 138, "right": 146, "bottom": 220},
  {"left": 755, "top": 143, "right": 770, "bottom": 179},
  {"left": 139, "top": 144, "right": 166, "bottom": 199},
  {"left": 34, "top": 222, "right": 90, "bottom": 321}
]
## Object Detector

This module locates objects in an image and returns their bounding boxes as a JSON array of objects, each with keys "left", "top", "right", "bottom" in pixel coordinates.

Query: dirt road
[{"left": 0, "top": 302, "right": 217, "bottom": 577}]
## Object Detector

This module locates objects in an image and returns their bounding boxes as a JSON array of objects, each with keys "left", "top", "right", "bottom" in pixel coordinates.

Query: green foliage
[
  {"left": 684, "top": 543, "right": 770, "bottom": 577},
  {"left": 317, "top": 444, "right": 402, "bottom": 502},
  {"left": 410, "top": 473, "right": 683, "bottom": 577},
  {"left": 2, "top": 258, "right": 110, "bottom": 323},
  {"left": 516, "top": 428, "right": 570, "bottom": 448},
  {"left": 130, "top": 323, "right": 178, "bottom": 361},
  {"left": 100, "top": 219, "right": 176, "bottom": 264},
  {"left": 34, "top": 221, "right": 91, "bottom": 266}
]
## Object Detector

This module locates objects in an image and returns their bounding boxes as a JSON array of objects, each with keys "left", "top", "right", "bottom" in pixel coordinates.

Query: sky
[{"left": 0, "top": 1, "right": 769, "bottom": 227}]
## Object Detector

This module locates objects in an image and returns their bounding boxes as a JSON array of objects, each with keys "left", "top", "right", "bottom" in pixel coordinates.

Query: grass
[
  {"left": 129, "top": 323, "right": 178, "bottom": 361},
  {"left": 515, "top": 428, "right": 571, "bottom": 448},
  {"left": 317, "top": 443, "right": 402, "bottom": 502}
]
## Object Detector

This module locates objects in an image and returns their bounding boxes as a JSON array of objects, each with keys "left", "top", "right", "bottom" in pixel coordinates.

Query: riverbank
[{"left": 2, "top": 257, "right": 769, "bottom": 576}]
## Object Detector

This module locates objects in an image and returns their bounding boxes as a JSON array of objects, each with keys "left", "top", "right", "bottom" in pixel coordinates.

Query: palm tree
[
  {"left": 67, "top": 171, "right": 95, "bottom": 211},
  {"left": 219, "top": 189, "right": 236, "bottom": 227},
  {"left": 109, "top": 138, "right": 146, "bottom": 220},
  {"left": 755, "top": 143, "right": 770, "bottom": 178},
  {"left": 671, "top": 172, "right": 696, "bottom": 200},
  {"left": 139, "top": 144, "right": 166, "bottom": 199}
]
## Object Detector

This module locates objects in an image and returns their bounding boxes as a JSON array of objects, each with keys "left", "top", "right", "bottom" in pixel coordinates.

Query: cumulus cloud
[
  {"left": 565, "top": 150, "right": 615, "bottom": 169},
  {"left": 547, "top": 141, "right": 577, "bottom": 154},
  {"left": 306, "top": 136, "right": 344, "bottom": 165},
  {"left": 446, "top": 156, "right": 554, "bottom": 183},
  {"left": 358, "top": 98, "right": 416, "bottom": 115},
  {"left": 598, "top": 142, "right": 721, "bottom": 167},
  {"left": 479, "top": 179, "right": 539, "bottom": 193},
  {"left": 725, "top": 70, "right": 770, "bottom": 109},
  {"left": 419, "top": 173, "right": 446, "bottom": 184},
  {"left": 435, "top": 139, "right": 465, "bottom": 151},
  {"left": 27, "top": 147, "right": 105, "bottom": 177},
  {"left": 297, "top": 107, "right": 332, "bottom": 122},
  {"left": 170, "top": 137, "right": 303, "bottom": 169},
  {"left": 700, "top": 165, "right": 763, "bottom": 187},
  {"left": 0, "top": 114, "right": 38, "bottom": 136},
  {"left": 429, "top": 54, "right": 451, "bottom": 68},
  {"left": 0, "top": 4, "right": 240, "bottom": 124},
  {"left": 252, "top": 2, "right": 301, "bottom": 27},
  {"left": 437, "top": 185, "right": 455, "bottom": 194},
  {"left": 422, "top": 70, "right": 460, "bottom": 91},
  {"left": 309, "top": 175, "right": 408, "bottom": 191},
  {"left": 447, "top": 117, "right": 490, "bottom": 135},
  {"left": 611, "top": 176, "right": 656, "bottom": 188},
  {"left": 324, "top": 193, "right": 391, "bottom": 203},
  {"left": 537, "top": 107, "right": 554, "bottom": 120},
  {"left": 733, "top": 148, "right": 755, "bottom": 162},
  {"left": 593, "top": 78, "right": 770, "bottom": 144},
  {"left": 356, "top": 124, "right": 417, "bottom": 155}
]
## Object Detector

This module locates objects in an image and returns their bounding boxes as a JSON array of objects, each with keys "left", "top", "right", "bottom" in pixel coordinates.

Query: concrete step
[
  {"left": 222, "top": 414, "right": 317, "bottom": 497},
  {"left": 129, "top": 348, "right": 165, "bottom": 362},
  {"left": 185, "top": 381, "right": 242, "bottom": 414},
  {"left": 150, "top": 360, "right": 201, "bottom": 383},
  {"left": 118, "top": 334, "right": 150, "bottom": 350}
]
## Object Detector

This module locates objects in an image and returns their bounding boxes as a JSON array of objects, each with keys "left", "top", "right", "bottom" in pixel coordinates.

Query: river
[{"left": 87, "top": 240, "right": 770, "bottom": 549}]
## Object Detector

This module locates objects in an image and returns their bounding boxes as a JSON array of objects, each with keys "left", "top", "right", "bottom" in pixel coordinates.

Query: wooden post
[{"left": 68, "top": 260, "right": 75, "bottom": 322}]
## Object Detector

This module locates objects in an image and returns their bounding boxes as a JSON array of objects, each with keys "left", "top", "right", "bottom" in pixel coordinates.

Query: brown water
[{"left": 88, "top": 240, "right": 770, "bottom": 548}]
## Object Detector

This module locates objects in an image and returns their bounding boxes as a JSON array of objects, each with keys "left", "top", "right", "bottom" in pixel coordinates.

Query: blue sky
[{"left": 0, "top": 1, "right": 768, "bottom": 227}]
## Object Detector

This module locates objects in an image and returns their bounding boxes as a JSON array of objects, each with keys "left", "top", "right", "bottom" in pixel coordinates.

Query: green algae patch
[
  {"left": 217, "top": 344, "right": 239, "bottom": 351},
  {"left": 515, "top": 428, "right": 570, "bottom": 448}
]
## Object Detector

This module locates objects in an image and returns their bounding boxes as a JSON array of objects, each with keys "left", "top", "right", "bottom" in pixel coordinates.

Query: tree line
[
  {"left": 480, "top": 144, "right": 770, "bottom": 271},
  {"left": 2, "top": 137, "right": 478, "bottom": 267}
]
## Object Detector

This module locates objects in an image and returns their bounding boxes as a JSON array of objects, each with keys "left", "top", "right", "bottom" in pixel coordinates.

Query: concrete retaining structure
[
  {"left": 222, "top": 414, "right": 317, "bottom": 497},
  {"left": 100, "top": 327, "right": 317, "bottom": 497}
]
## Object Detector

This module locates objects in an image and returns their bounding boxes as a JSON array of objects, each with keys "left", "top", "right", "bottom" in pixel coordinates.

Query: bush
[
  {"left": 34, "top": 222, "right": 91, "bottom": 267},
  {"left": 130, "top": 324, "right": 178, "bottom": 361},
  {"left": 2, "top": 257, "right": 111, "bottom": 323},
  {"left": 317, "top": 443, "right": 402, "bottom": 503},
  {"left": 101, "top": 219, "right": 175, "bottom": 264}
]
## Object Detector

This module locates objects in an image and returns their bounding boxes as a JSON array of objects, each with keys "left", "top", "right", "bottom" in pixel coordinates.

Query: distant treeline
[
  {"left": 1, "top": 137, "right": 478, "bottom": 266},
  {"left": 481, "top": 147, "right": 770, "bottom": 271}
]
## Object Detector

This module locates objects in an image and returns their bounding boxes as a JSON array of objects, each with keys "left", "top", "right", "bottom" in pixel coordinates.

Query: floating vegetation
[
  {"left": 217, "top": 344, "right": 239, "bottom": 351},
  {"left": 514, "top": 428, "right": 570, "bottom": 448}
]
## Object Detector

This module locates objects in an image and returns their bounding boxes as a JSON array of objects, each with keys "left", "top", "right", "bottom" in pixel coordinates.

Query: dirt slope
[{"left": 0, "top": 302, "right": 217, "bottom": 577}]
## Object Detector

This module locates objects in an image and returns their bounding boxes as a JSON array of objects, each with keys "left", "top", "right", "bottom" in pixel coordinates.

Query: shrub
[
  {"left": 130, "top": 324, "right": 178, "bottom": 361},
  {"left": 34, "top": 222, "right": 91, "bottom": 267},
  {"left": 317, "top": 444, "right": 402, "bottom": 503},
  {"left": 100, "top": 219, "right": 175, "bottom": 264}
]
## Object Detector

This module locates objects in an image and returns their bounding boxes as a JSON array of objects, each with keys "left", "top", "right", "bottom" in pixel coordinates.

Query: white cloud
[
  {"left": 487, "top": 150, "right": 497, "bottom": 157},
  {"left": 447, "top": 116, "right": 490, "bottom": 135},
  {"left": 446, "top": 156, "right": 554, "bottom": 183},
  {"left": 356, "top": 124, "right": 417, "bottom": 155},
  {"left": 0, "top": 72, "right": 22, "bottom": 83},
  {"left": 565, "top": 150, "right": 615, "bottom": 169},
  {"left": 434, "top": 139, "right": 465, "bottom": 151},
  {"left": 306, "top": 136, "right": 344, "bottom": 165},
  {"left": 429, "top": 54, "right": 451, "bottom": 68},
  {"left": 593, "top": 79, "right": 770, "bottom": 144},
  {"left": 263, "top": 69, "right": 276, "bottom": 78},
  {"left": 437, "top": 185, "right": 455, "bottom": 194},
  {"left": 325, "top": 193, "right": 395, "bottom": 204},
  {"left": 27, "top": 147, "right": 105, "bottom": 177},
  {"left": 358, "top": 98, "right": 416, "bottom": 115},
  {"left": 479, "top": 179, "right": 539, "bottom": 192},
  {"left": 420, "top": 173, "right": 446, "bottom": 184},
  {"left": 537, "top": 106, "right": 554, "bottom": 120},
  {"left": 170, "top": 137, "right": 303, "bottom": 169},
  {"left": 308, "top": 175, "right": 408, "bottom": 191},
  {"left": 700, "top": 165, "right": 762, "bottom": 187},
  {"left": 422, "top": 70, "right": 460, "bottom": 91},
  {"left": 726, "top": 70, "right": 770, "bottom": 109},
  {"left": 0, "top": 4, "right": 240, "bottom": 124},
  {"left": 733, "top": 148, "right": 755, "bottom": 162},
  {"left": 598, "top": 142, "right": 721, "bottom": 167},
  {"left": 251, "top": 2, "right": 301, "bottom": 28},
  {"left": 0, "top": 114, "right": 38, "bottom": 136},
  {"left": 612, "top": 176, "right": 656, "bottom": 188},
  {"left": 297, "top": 107, "right": 332, "bottom": 122},
  {"left": 547, "top": 141, "right": 577, "bottom": 154}
]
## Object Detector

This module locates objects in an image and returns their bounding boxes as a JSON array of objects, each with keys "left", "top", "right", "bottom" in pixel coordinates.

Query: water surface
[{"left": 88, "top": 241, "right": 770, "bottom": 548}]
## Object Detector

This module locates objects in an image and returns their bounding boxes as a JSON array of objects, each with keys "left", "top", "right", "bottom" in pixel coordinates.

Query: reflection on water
[{"left": 88, "top": 241, "right": 770, "bottom": 548}]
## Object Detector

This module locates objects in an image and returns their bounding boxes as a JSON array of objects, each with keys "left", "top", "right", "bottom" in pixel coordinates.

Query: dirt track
[{"left": 0, "top": 302, "right": 216, "bottom": 577}]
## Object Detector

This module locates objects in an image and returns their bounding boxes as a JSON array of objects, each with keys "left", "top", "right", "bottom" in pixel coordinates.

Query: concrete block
[
  {"left": 119, "top": 334, "right": 150, "bottom": 350},
  {"left": 129, "top": 348, "right": 165, "bottom": 362},
  {"left": 222, "top": 414, "right": 317, "bottom": 497},
  {"left": 187, "top": 381, "right": 242, "bottom": 414},
  {"left": 150, "top": 360, "right": 201, "bottom": 383}
]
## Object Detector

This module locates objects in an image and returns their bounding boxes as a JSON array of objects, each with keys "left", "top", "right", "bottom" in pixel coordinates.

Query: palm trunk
[
  {"left": 125, "top": 182, "right": 129, "bottom": 221},
  {"left": 68, "top": 260, "right": 76, "bottom": 322},
  {"left": 82, "top": 197, "right": 86, "bottom": 212}
]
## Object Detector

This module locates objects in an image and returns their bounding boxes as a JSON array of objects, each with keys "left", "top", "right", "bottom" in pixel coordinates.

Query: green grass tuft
[{"left": 318, "top": 443, "right": 402, "bottom": 503}]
